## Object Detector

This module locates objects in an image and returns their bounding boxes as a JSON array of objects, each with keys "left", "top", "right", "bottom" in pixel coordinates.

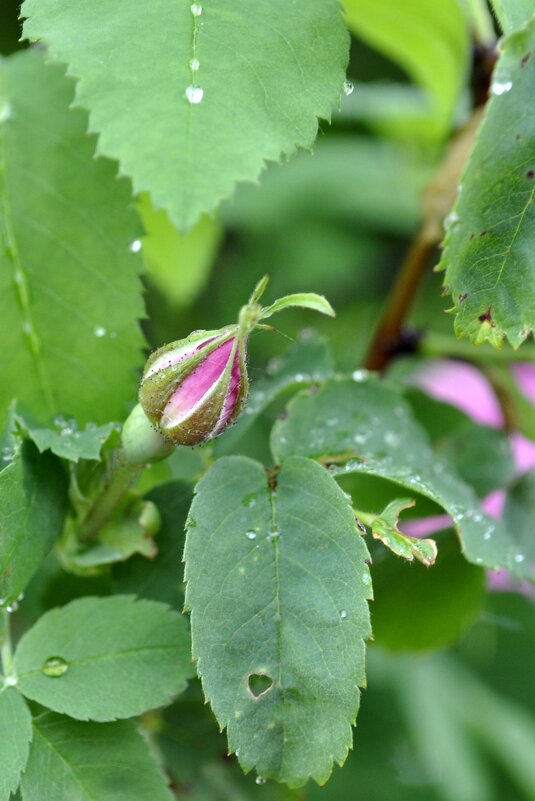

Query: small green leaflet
[
  {"left": 343, "top": 0, "right": 469, "bottom": 140},
  {"left": 184, "top": 456, "right": 372, "bottom": 787},
  {"left": 20, "top": 713, "right": 174, "bottom": 801},
  {"left": 368, "top": 498, "right": 437, "bottom": 565},
  {"left": 439, "top": 18, "right": 535, "bottom": 348},
  {"left": 260, "top": 293, "right": 335, "bottom": 320},
  {"left": 270, "top": 375, "right": 523, "bottom": 576},
  {"left": 0, "top": 689, "right": 32, "bottom": 801},
  {"left": 14, "top": 406, "right": 117, "bottom": 463},
  {"left": 0, "top": 50, "right": 145, "bottom": 427},
  {"left": 22, "top": 0, "right": 349, "bottom": 231},
  {"left": 13, "top": 596, "right": 194, "bottom": 721},
  {"left": 0, "top": 441, "right": 68, "bottom": 606}
]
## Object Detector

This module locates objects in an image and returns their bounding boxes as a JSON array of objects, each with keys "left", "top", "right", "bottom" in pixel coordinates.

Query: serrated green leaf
[
  {"left": 0, "top": 441, "right": 68, "bottom": 606},
  {"left": 260, "top": 293, "right": 335, "bottom": 321},
  {"left": 439, "top": 18, "right": 535, "bottom": 348},
  {"left": 372, "top": 531, "right": 486, "bottom": 652},
  {"left": 14, "top": 596, "right": 193, "bottom": 721},
  {"left": 270, "top": 375, "right": 523, "bottom": 575},
  {"left": 137, "top": 193, "right": 221, "bottom": 307},
  {"left": 184, "top": 455, "right": 372, "bottom": 787},
  {"left": 502, "top": 470, "right": 535, "bottom": 581},
  {"left": 491, "top": 0, "right": 534, "bottom": 32},
  {"left": 0, "top": 689, "right": 32, "bottom": 801},
  {"left": 14, "top": 407, "right": 116, "bottom": 463},
  {"left": 22, "top": 1, "right": 348, "bottom": 232},
  {"left": 368, "top": 498, "right": 437, "bottom": 565},
  {"left": 343, "top": 0, "right": 470, "bottom": 139},
  {"left": 0, "top": 50, "right": 144, "bottom": 427},
  {"left": 20, "top": 713, "right": 174, "bottom": 801}
]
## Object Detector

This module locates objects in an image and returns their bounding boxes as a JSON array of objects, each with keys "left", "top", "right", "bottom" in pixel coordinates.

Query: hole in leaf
[{"left": 247, "top": 672, "right": 273, "bottom": 699}]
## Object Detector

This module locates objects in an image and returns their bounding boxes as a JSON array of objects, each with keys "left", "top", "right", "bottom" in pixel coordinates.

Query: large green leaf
[
  {"left": 439, "top": 17, "right": 535, "bottom": 348},
  {"left": 343, "top": 0, "right": 469, "bottom": 139},
  {"left": 0, "top": 689, "right": 32, "bottom": 801},
  {"left": 0, "top": 441, "right": 68, "bottom": 606},
  {"left": 22, "top": 0, "right": 349, "bottom": 232},
  {"left": 184, "top": 456, "right": 372, "bottom": 787},
  {"left": 214, "top": 333, "right": 334, "bottom": 456},
  {"left": 491, "top": 0, "right": 534, "bottom": 32},
  {"left": 270, "top": 375, "right": 522, "bottom": 575},
  {"left": 14, "top": 406, "right": 117, "bottom": 463},
  {"left": 14, "top": 596, "right": 193, "bottom": 721},
  {"left": 0, "top": 50, "right": 144, "bottom": 426},
  {"left": 20, "top": 713, "right": 174, "bottom": 801}
]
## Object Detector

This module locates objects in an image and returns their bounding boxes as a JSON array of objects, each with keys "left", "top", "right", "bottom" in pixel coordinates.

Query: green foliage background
[{"left": 1, "top": 0, "right": 535, "bottom": 799}]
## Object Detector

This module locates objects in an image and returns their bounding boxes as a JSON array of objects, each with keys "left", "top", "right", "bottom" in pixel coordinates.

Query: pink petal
[
  {"left": 213, "top": 351, "right": 242, "bottom": 436},
  {"left": 409, "top": 359, "right": 503, "bottom": 427},
  {"left": 162, "top": 338, "right": 235, "bottom": 427}
]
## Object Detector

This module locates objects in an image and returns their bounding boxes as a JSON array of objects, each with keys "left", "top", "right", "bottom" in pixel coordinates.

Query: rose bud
[
  {"left": 139, "top": 326, "right": 248, "bottom": 446},
  {"left": 132, "top": 275, "right": 335, "bottom": 451}
]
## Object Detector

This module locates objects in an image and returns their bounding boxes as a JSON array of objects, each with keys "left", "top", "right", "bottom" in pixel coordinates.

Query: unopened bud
[
  {"left": 139, "top": 328, "right": 248, "bottom": 446},
  {"left": 138, "top": 276, "right": 334, "bottom": 448}
]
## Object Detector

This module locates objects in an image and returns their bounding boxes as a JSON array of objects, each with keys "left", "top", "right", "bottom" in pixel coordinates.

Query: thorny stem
[
  {"left": 0, "top": 609, "right": 14, "bottom": 680},
  {"left": 77, "top": 448, "right": 144, "bottom": 544},
  {"left": 365, "top": 108, "right": 485, "bottom": 373}
]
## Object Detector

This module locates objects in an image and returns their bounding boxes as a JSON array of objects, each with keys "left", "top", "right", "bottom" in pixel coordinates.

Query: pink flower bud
[{"left": 139, "top": 327, "right": 248, "bottom": 446}]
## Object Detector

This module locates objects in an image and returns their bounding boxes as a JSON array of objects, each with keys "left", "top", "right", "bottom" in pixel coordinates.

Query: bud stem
[
  {"left": 0, "top": 609, "right": 14, "bottom": 680},
  {"left": 77, "top": 448, "right": 144, "bottom": 544}
]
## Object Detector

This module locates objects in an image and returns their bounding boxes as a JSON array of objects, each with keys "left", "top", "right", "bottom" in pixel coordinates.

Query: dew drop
[
  {"left": 352, "top": 369, "right": 368, "bottom": 382},
  {"left": 491, "top": 80, "right": 513, "bottom": 95},
  {"left": 129, "top": 239, "right": 142, "bottom": 253},
  {"left": 42, "top": 656, "right": 68, "bottom": 677},
  {"left": 3, "top": 675, "right": 17, "bottom": 687},
  {"left": 190, "top": 58, "right": 200, "bottom": 71},
  {"left": 267, "top": 529, "right": 280, "bottom": 542},
  {"left": 343, "top": 80, "right": 354, "bottom": 96},
  {"left": 190, "top": 2, "right": 203, "bottom": 14},
  {"left": 384, "top": 431, "right": 400, "bottom": 448},
  {"left": 362, "top": 573, "right": 371, "bottom": 586},
  {"left": 246, "top": 530, "right": 257, "bottom": 540},
  {"left": 256, "top": 777, "right": 266, "bottom": 785},
  {"left": 94, "top": 325, "right": 106, "bottom": 338},
  {"left": 2, "top": 446, "right": 13, "bottom": 463},
  {"left": 513, "top": 553, "right": 525, "bottom": 563},
  {"left": 340, "top": 609, "right": 348, "bottom": 619},
  {"left": 185, "top": 85, "right": 204, "bottom": 104},
  {"left": 6, "top": 601, "right": 18, "bottom": 613}
]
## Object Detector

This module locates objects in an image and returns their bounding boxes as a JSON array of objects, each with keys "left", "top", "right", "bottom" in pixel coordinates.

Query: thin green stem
[
  {"left": 77, "top": 448, "right": 144, "bottom": 544},
  {"left": 468, "top": 0, "right": 497, "bottom": 45}
]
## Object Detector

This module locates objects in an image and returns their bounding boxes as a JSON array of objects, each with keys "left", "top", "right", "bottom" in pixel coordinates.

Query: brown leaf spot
[
  {"left": 521, "top": 52, "right": 531, "bottom": 68},
  {"left": 459, "top": 292, "right": 468, "bottom": 303},
  {"left": 478, "top": 308, "right": 496, "bottom": 327}
]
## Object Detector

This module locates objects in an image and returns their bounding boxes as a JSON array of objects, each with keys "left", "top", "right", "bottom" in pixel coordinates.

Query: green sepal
[{"left": 260, "top": 292, "right": 335, "bottom": 320}]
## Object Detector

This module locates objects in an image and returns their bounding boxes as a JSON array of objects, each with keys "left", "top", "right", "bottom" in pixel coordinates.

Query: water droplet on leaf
[
  {"left": 190, "top": 58, "right": 200, "bottom": 71},
  {"left": 185, "top": 85, "right": 204, "bottom": 104},
  {"left": 246, "top": 530, "right": 257, "bottom": 540},
  {"left": 491, "top": 80, "right": 513, "bottom": 95},
  {"left": 42, "top": 656, "right": 68, "bottom": 677},
  {"left": 129, "top": 239, "right": 142, "bottom": 253},
  {"left": 343, "top": 80, "right": 354, "bottom": 96},
  {"left": 340, "top": 609, "right": 348, "bottom": 619},
  {"left": 190, "top": 2, "right": 203, "bottom": 15},
  {"left": 94, "top": 325, "right": 106, "bottom": 337}
]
